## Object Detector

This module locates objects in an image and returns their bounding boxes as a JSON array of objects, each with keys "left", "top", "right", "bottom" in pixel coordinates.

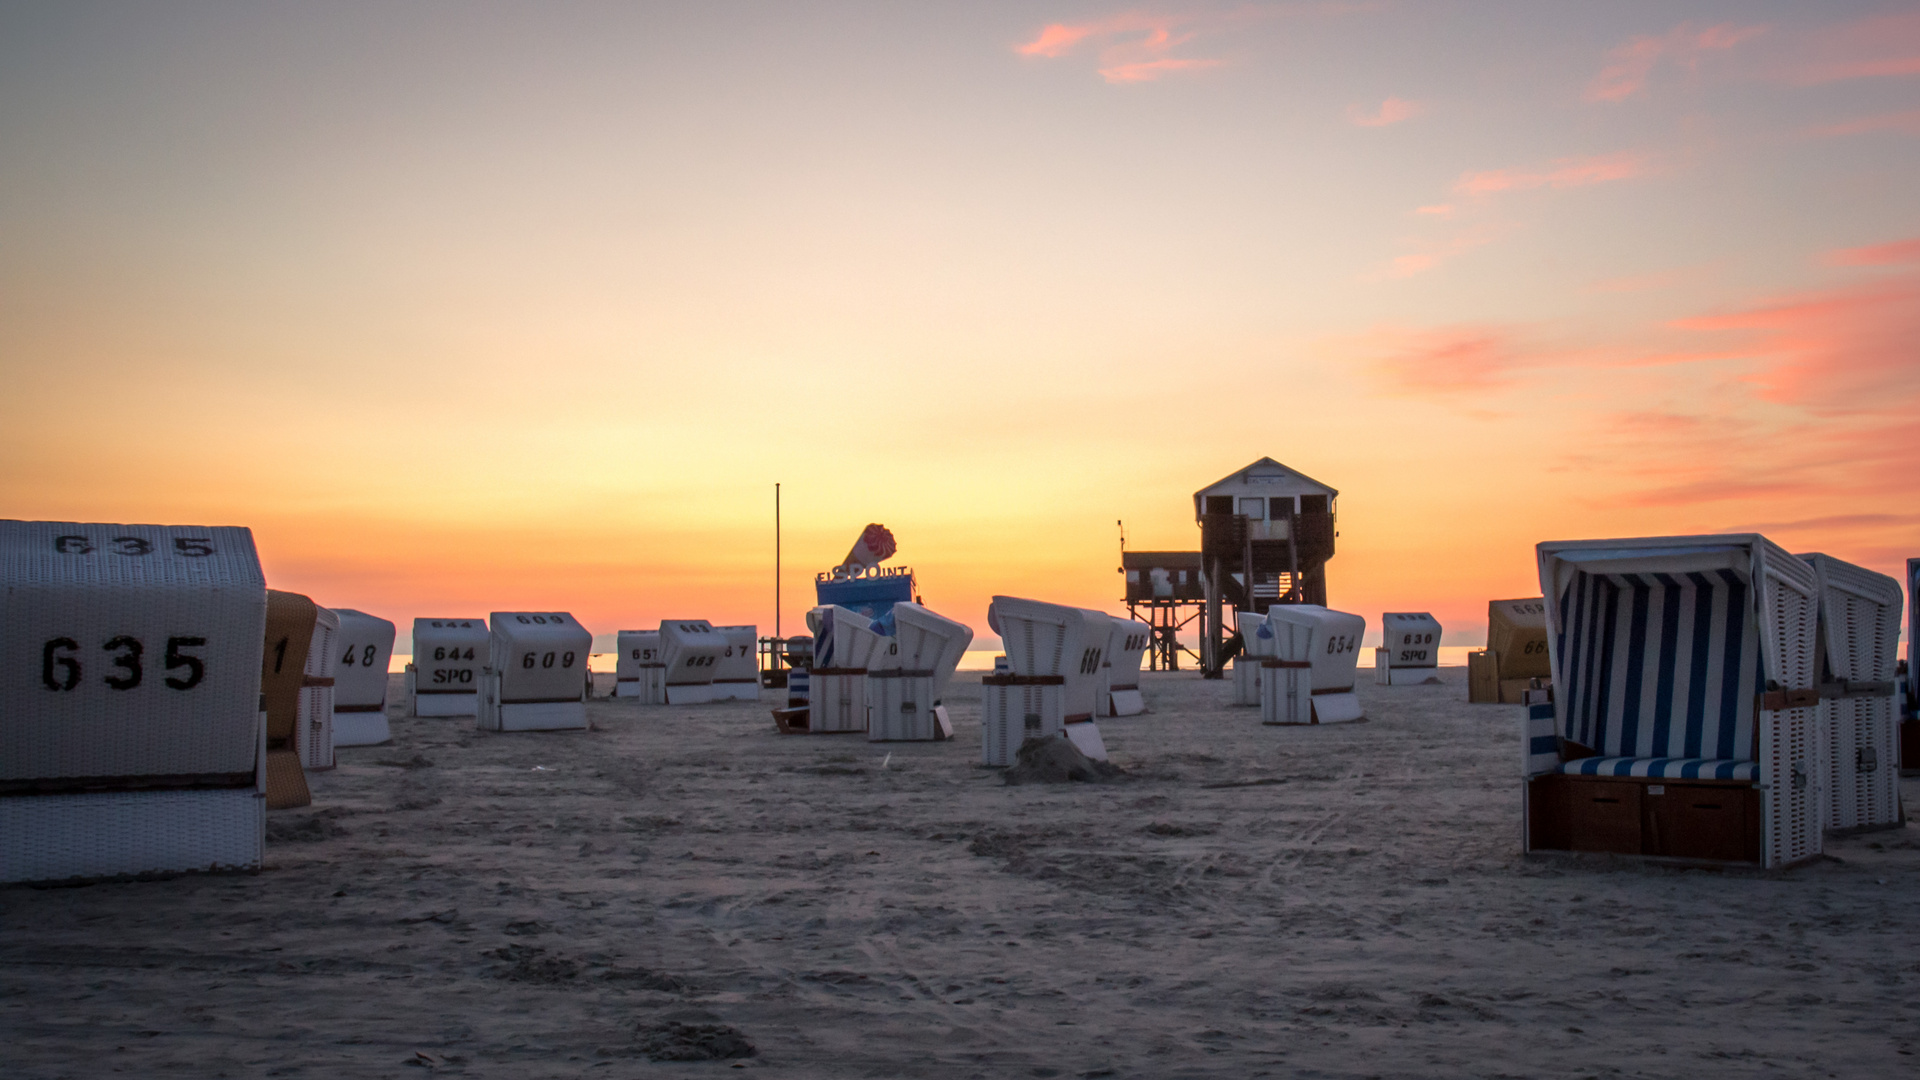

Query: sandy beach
[{"left": 5, "top": 669, "right": 1918, "bottom": 1078}]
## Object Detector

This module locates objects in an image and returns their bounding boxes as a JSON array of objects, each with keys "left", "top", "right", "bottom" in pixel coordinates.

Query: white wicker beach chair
[
  {"left": 614, "top": 629, "right": 665, "bottom": 702},
  {"left": 330, "top": 609, "right": 394, "bottom": 747},
  {"left": 1232, "top": 610, "right": 1271, "bottom": 707},
  {"left": 981, "top": 597, "right": 1107, "bottom": 765},
  {"left": 1101, "top": 617, "right": 1151, "bottom": 717},
  {"left": 1, "top": 521, "right": 267, "bottom": 882},
  {"left": 808, "top": 607, "right": 885, "bottom": 732},
  {"left": 409, "top": 617, "right": 488, "bottom": 717},
  {"left": 1261, "top": 605, "right": 1367, "bottom": 725},
  {"left": 710, "top": 625, "right": 760, "bottom": 702},
  {"left": 1375, "top": 612, "right": 1442, "bottom": 686},
  {"left": 868, "top": 602, "right": 972, "bottom": 741},
  {"left": 478, "top": 612, "right": 590, "bottom": 732},
  {"left": 1797, "top": 553, "right": 1903, "bottom": 832},
  {"left": 297, "top": 606, "right": 339, "bottom": 770},
  {"left": 659, "top": 620, "right": 728, "bottom": 705}
]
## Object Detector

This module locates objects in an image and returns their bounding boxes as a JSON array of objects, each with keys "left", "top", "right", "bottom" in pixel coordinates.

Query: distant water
[
  {"left": 959, "top": 646, "right": 1473, "bottom": 671},
  {"left": 390, "top": 645, "right": 1479, "bottom": 676}
]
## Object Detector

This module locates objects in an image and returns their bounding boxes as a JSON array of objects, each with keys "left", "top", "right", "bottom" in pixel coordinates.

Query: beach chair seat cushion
[{"left": 1555, "top": 757, "right": 1758, "bottom": 781}]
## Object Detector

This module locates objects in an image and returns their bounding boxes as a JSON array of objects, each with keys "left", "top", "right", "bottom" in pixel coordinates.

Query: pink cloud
[
  {"left": 1347, "top": 97, "right": 1424, "bottom": 127},
  {"left": 1454, "top": 151, "right": 1652, "bottom": 196},
  {"left": 1787, "top": 11, "right": 1920, "bottom": 84},
  {"left": 1102, "top": 56, "right": 1224, "bottom": 82},
  {"left": 1824, "top": 236, "right": 1920, "bottom": 267},
  {"left": 1414, "top": 204, "right": 1454, "bottom": 217},
  {"left": 1806, "top": 108, "right": 1920, "bottom": 138},
  {"left": 1368, "top": 326, "right": 1526, "bottom": 392},
  {"left": 1585, "top": 22, "right": 1768, "bottom": 102},
  {"left": 1373, "top": 223, "right": 1505, "bottom": 280},
  {"left": 1669, "top": 275, "right": 1920, "bottom": 412},
  {"left": 1016, "top": 10, "right": 1244, "bottom": 84},
  {"left": 1354, "top": 274, "right": 1920, "bottom": 564}
]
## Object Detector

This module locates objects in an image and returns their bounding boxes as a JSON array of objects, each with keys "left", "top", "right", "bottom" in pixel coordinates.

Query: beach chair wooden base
[{"left": 1526, "top": 774, "right": 1762, "bottom": 865}]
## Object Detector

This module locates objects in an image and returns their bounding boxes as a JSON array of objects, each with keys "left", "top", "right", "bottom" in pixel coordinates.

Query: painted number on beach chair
[
  {"left": 1325, "top": 635, "right": 1357, "bottom": 655},
  {"left": 40, "top": 635, "right": 205, "bottom": 692},
  {"left": 51, "top": 535, "right": 216, "bottom": 557},
  {"left": 340, "top": 644, "right": 378, "bottom": 667}
]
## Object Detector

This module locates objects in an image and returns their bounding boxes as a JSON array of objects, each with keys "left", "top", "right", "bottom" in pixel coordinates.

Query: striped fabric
[
  {"left": 1557, "top": 757, "right": 1759, "bottom": 781},
  {"left": 1908, "top": 558, "right": 1918, "bottom": 715},
  {"left": 1524, "top": 702, "right": 1559, "bottom": 776},
  {"left": 1555, "top": 568, "right": 1763, "bottom": 762}
]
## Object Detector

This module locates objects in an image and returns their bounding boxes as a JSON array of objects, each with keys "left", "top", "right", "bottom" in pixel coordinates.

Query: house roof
[{"left": 1193, "top": 457, "right": 1339, "bottom": 501}]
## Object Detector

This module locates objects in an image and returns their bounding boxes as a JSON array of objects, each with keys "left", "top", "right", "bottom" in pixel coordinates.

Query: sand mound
[
  {"left": 634, "top": 1021, "right": 755, "bottom": 1061},
  {"left": 1003, "top": 734, "right": 1127, "bottom": 785}
]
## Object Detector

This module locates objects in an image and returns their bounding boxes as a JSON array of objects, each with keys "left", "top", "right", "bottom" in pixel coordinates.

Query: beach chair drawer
[
  {"left": 1644, "top": 784, "right": 1759, "bottom": 863},
  {"left": 1529, "top": 775, "right": 1642, "bottom": 855}
]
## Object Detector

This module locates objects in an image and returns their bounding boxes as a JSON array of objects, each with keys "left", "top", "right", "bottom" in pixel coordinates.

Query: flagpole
[{"left": 775, "top": 482, "right": 781, "bottom": 642}]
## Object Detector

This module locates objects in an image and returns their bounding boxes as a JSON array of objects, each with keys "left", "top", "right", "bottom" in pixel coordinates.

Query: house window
[
  {"left": 1269, "top": 497, "right": 1293, "bottom": 518},
  {"left": 1237, "top": 497, "right": 1266, "bottom": 519},
  {"left": 1205, "top": 496, "right": 1234, "bottom": 515},
  {"left": 1301, "top": 495, "right": 1330, "bottom": 515}
]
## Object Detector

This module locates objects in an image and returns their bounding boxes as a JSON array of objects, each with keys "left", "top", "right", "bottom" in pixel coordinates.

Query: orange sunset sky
[{"left": 2, "top": 2, "right": 1915, "bottom": 653}]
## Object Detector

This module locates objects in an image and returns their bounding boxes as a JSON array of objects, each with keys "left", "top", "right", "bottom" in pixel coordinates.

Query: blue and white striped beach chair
[{"left": 1524, "top": 535, "right": 1824, "bottom": 868}]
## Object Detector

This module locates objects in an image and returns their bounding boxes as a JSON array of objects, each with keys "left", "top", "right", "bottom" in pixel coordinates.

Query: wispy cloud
[
  {"left": 1586, "top": 22, "right": 1768, "bottom": 102},
  {"left": 1806, "top": 108, "right": 1920, "bottom": 138},
  {"left": 1454, "top": 151, "right": 1652, "bottom": 197},
  {"left": 1347, "top": 96, "right": 1423, "bottom": 127},
  {"left": 1413, "top": 204, "right": 1454, "bottom": 218},
  {"left": 1786, "top": 10, "right": 1920, "bottom": 84},
  {"left": 1373, "top": 223, "right": 1506, "bottom": 280},
  {"left": 1824, "top": 236, "right": 1920, "bottom": 267},
  {"left": 1366, "top": 326, "right": 1527, "bottom": 393},
  {"left": 1016, "top": 9, "right": 1245, "bottom": 84},
  {"left": 1670, "top": 274, "right": 1920, "bottom": 412}
]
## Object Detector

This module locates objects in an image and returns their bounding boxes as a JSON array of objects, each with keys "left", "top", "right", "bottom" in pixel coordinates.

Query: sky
[{"left": 2, "top": 0, "right": 1915, "bottom": 653}]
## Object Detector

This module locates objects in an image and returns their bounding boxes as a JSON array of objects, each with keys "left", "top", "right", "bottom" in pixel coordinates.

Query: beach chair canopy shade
[
  {"left": 489, "top": 613, "right": 591, "bottom": 703},
  {"left": 988, "top": 597, "right": 1101, "bottom": 679},
  {"left": 987, "top": 597, "right": 1109, "bottom": 717},
  {"left": 1261, "top": 605, "right": 1367, "bottom": 692},
  {"left": 889, "top": 602, "right": 974, "bottom": 700},
  {"left": 659, "top": 620, "right": 725, "bottom": 685},
  {"left": 1238, "top": 610, "right": 1280, "bottom": 659},
  {"left": 810, "top": 606, "right": 888, "bottom": 671},
  {"left": 1380, "top": 613, "right": 1442, "bottom": 668},
  {"left": 1537, "top": 539, "right": 1817, "bottom": 764},
  {"left": 331, "top": 609, "right": 395, "bottom": 711},
  {"left": 1, "top": 521, "right": 267, "bottom": 783},
  {"left": 1106, "top": 618, "right": 1151, "bottom": 683}
]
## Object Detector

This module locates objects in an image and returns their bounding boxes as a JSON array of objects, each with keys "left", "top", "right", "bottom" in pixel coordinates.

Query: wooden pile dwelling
[{"left": 1121, "top": 457, "right": 1339, "bottom": 676}]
